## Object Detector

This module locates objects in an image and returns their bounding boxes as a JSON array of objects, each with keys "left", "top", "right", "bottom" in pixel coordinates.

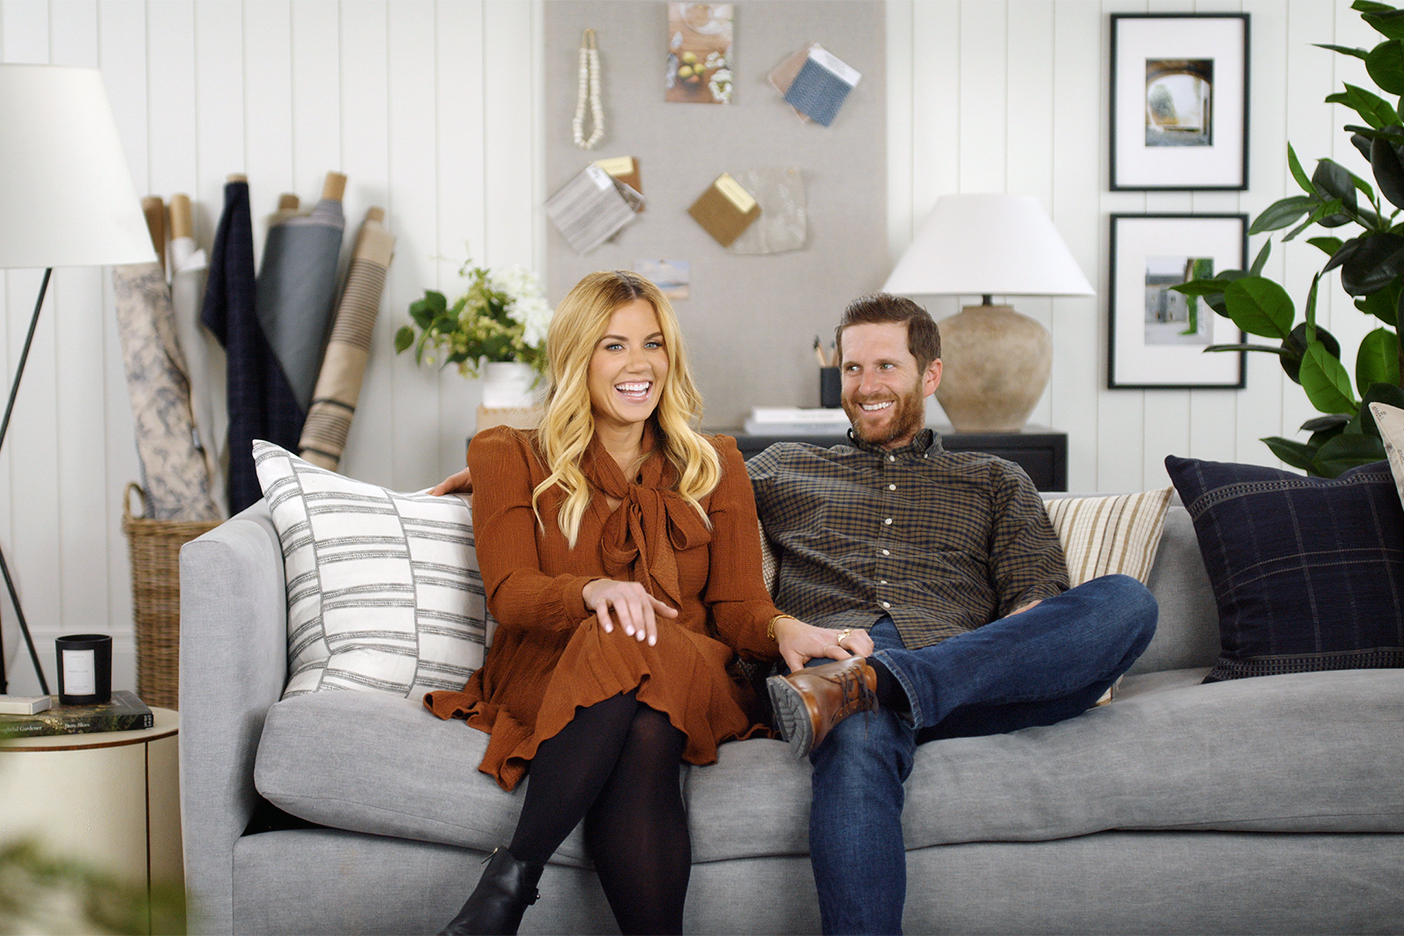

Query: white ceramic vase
[{"left": 480, "top": 361, "right": 537, "bottom": 410}]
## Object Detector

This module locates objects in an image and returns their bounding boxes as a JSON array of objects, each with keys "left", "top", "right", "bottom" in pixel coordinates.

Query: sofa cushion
[
  {"left": 256, "top": 668, "right": 1404, "bottom": 861},
  {"left": 1165, "top": 455, "right": 1404, "bottom": 682},
  {"left": 254, "top": 691, "right": 594, "bottom": 864},
  {"left": 252, "top": 441, "right": 489, "bottom": 698},
  {"left": 1044, "top": 488, "right": 1173, "bottom": 585}
]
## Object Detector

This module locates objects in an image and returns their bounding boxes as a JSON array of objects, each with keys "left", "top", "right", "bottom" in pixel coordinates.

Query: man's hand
[
  {"left": 772, "top": 616, "right": 875, "bottom": 674},
  {"left": 582, "top": 578, "right": 678, "bottom": 647},
  {"left": 431, "top": 466, "right": 473, "bottom": 497}
]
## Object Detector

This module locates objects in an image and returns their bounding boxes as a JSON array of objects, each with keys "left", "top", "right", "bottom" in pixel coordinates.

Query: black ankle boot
[{"left": 437, "top": 847, "right": 544, "bottom": 936}]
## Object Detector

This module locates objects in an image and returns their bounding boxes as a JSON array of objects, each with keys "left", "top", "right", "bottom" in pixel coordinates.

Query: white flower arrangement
[{"left": 395, "top": 260, "right": 553, "bottom": 378}]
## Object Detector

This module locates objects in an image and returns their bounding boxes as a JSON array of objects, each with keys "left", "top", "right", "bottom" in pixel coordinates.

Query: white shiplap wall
[{"left": 0, "top": 0, "right": 1375, "bottom": 691}]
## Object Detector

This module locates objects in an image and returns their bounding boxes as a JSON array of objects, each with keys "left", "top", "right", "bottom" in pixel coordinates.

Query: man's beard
[{"left": 843, "top": 385, "right": 925, "bottom": 447}]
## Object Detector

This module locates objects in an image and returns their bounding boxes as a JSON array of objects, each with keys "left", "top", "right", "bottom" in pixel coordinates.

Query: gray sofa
[{"left": 178, "top": 495, "right": 1404, "bottom": 935}]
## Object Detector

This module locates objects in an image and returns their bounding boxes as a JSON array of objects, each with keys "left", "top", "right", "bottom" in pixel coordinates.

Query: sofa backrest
[{"left": 1129, "top": 504, "right": 1220, "bottom": 675}]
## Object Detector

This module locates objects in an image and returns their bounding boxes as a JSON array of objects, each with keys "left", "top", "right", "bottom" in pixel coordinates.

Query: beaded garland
[{"left": 573, "top": 28, "right": 604, "bottom": 150}]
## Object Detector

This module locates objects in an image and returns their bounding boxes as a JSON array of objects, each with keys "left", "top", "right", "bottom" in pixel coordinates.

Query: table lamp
[
  {"left": 0, "top": 65, "right": 155, "bottom": 693},
  {"left": 883, "top": 194, "right": 1095, "bottom": 432}
]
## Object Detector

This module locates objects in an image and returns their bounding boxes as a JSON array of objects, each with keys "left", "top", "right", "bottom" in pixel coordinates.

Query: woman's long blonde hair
[{"left": 533, "top": 270, "right": 721, "bottom": 547}]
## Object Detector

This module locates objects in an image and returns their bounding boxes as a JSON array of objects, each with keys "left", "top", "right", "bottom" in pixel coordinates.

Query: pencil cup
[
  {"left": 56, "top": 634, "right": 112, "bottom": 706},
  {"left": 820, "top": 367, "right": 841, "bottom": 408}
]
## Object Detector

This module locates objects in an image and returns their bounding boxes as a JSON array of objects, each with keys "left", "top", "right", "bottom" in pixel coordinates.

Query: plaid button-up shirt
[{"left": 746, "top": 428, "right": 1069, "bottom": 649}]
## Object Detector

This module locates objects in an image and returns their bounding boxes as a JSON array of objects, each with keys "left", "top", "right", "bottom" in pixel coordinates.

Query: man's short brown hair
[{"left": 835, "top": 293, "right": 941, "bottom": 370}]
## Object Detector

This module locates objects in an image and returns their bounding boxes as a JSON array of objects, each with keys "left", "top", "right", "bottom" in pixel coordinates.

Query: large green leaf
[
  {"left": 1357, "top": 326, "right": 1403, "bottom": 392},
  {"left": 1281, "top": 323, "right": 1341, "bottom": 384},
  {"left": 1300, "top": 340, "right": 1360, "bottom": 414},
  {"left": 1311, "top": 159, "right": 1360, "bottom": 209},
  {"left": 1248, "top": 196, "right": 1316, "bottom": 234},
  {"left": 1362, "top": 382, "right": 1404, "bottom": 432},
  {"left": 1356, "top": 282, "right": 1401, "bottom": 326},
  {"left": 1307, "top": 235, "right": 1347, "bottom": 257},
  {"left": 1339, "top": 232, "right": 1404, "bottom": 294},
  {"left": 1367, "top": 38, "right": 1404, "bottom": 94},
  {"left": 1249, "top": 240, "right": 1272, "bottom": 276},
  {"left": 1288, "top": 144, "right": 1315, "bottom": 193},
  {"left": 1364, "top": 9, "right": 1404, "bottom": 38},
  {"left": 1262, "top": 436, "right": 1320, "bottom": 472},
  {"left": 1221, "top": 277, "right": 1296, "bottom": 340},
  {"left": 1316, "top": 43, "right": 1372, "bottom": 60},
  {"left": 1331, "top": 82, "right": 1402, "bottom": 127},
  {"left": 1372, "top": 135, "right": 1404, "bottom": 208},
  {"left": 1354, "top": 1, "right": 1400, "bottom": 15},
  {"left": 1315, "top": 433, "right": 1388, "bottom": 476}
]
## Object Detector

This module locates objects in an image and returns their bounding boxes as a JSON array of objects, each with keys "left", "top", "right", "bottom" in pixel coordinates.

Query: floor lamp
[{"left": 0, "top": 66, "right": 155, "bottom": 694}]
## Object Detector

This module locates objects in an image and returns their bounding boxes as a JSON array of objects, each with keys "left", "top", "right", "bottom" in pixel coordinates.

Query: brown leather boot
[{"left": 767, "top": 657, "right": 879, "bottom": 758}]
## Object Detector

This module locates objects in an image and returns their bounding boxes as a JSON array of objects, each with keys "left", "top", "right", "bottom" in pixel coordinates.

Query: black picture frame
[
  {"left": 1108, "top": 214, "right": 1247, "bottom": 390},
  {"left": 1110, "top": 13, "right": 1250, "bottom": 191}
]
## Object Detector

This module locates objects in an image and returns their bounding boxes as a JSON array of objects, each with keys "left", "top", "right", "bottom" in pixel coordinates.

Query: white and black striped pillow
[{"left": 253, "top": 441, "right": 490, "bottom": 699}]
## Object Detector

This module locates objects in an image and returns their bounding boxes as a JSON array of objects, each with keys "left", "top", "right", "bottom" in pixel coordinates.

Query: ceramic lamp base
[
  {"left": 934, "top": 304, "right": 1051, "bottom": 433},
  {"left": 476, "top": 405, "right": 543, "bottom": 432}
]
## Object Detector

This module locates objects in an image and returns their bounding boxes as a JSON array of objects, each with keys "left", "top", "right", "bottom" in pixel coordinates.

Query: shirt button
[
  {"left": 887, "top": 455, "right": 895, "bottom": 462},
  {"left": 879, "top": 580, "right": 887, "bottom": 585},
  {"left": 888, "top": 483, "right": 896, "bottom": 491},
  {"left": 881, "top": 601, "right": 891, "bottom": 609},
  {"left": 882, "top": 549, "right": 890, "bottom": 556},
  {"left": 883, "top": 518, "right": 893, "bottom": 525}
]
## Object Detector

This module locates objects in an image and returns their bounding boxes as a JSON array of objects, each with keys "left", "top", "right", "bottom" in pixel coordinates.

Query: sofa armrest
[{"left": 179, "top": 500, "right": 286, "bottom": 935}]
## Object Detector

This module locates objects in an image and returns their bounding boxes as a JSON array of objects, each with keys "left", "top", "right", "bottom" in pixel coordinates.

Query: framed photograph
[
  {"left": 1110, "top": 13, "right": 1249, "bottom": 191},
  {"left": 1108, "top": 214, "right": 1246, "bottom": 390}
]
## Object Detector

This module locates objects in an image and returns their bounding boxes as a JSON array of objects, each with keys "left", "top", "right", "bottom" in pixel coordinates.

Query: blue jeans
[{"left": 806, "top": 574, "right": 1157, "bottom": 935}]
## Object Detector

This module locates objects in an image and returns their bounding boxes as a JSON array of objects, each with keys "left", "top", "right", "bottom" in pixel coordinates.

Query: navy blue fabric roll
[{"left": 201, "top": 179, "right": 306, "bottom": 513}]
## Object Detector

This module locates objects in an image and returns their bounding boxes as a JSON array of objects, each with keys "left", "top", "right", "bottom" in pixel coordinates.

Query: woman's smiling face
[{"left": 587, "top": 298, "right": 670, "bottom": 434}]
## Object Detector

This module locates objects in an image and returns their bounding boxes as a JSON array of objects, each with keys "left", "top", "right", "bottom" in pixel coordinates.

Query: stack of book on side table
[
  {"left": 0, "top": 691, "right": 154, "bottom": 739},
  {"left": 743, "top": 406, "right": 853, "bottom": 436}
]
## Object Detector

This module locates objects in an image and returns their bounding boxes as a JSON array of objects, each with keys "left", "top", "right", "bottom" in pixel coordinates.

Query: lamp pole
[{"left": 0, "top": 268, "right": 54, "bottom": 694}]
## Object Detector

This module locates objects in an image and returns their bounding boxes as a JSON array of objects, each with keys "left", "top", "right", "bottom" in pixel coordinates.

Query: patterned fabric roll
[
  {"left": 112, "top": 262, "right": 220, "bottom": 521},
  {"left": 298, "top": 208, "right": 395, "bottom": 471}
]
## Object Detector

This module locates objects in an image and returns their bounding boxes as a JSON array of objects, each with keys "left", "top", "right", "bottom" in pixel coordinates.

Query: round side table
[{"left": 0, "top": 707, "right": 182, "bottom": 933}]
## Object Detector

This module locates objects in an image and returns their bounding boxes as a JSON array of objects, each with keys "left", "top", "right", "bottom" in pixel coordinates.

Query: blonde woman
[{"left": 426, "top": 271, "right": 850, "bottom": 936}]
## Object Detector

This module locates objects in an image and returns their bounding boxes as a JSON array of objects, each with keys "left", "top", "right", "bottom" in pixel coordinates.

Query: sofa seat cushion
[
  {"left": 253, "top": 692, "right": 594, "bottom": 867},
  {"left": 256, "top": 669, "right": 1404, "bottom": 863}
]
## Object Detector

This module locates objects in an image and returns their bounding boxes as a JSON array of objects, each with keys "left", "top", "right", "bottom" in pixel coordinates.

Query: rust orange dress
[{"left": 424, "top": 425, "right": 781, "bottom": 791}]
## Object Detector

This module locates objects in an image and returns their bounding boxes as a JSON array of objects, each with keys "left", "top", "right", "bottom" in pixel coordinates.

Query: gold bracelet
[{"left": 767, "top": 614, "right": 796, "bottom": 641}]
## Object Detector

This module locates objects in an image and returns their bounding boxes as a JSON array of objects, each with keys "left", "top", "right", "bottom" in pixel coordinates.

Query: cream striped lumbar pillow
[
  {"left": 252, "top": 440, "right": 490, "bottom": 700},
  {"left": 1045, "top": 488, "right": 1173, "bottom": 705},
  {"left": 1045, "top": 488, "right": 1174, "bottom": 587}
]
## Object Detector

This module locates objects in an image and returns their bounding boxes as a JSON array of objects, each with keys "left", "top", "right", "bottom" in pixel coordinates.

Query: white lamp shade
[
  {"left": 884, "top": 194, "right": 1094, "bottom": 298},
  {"left": 0, "top": 64, "right": 155, "bottom": 269}
]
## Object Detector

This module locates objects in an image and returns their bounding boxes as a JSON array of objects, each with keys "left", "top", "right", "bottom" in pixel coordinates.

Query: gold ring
[{"left": 836, "top": 628, "right": 853, "bottom": 647}]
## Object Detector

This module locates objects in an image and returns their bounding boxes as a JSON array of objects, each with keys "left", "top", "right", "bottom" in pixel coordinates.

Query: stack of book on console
[
  {"left": 743, "top": 406, "right": 853, "bottom": 436},
  {"left": 0, "top": 691, "right": 154, "bottom": 739}
]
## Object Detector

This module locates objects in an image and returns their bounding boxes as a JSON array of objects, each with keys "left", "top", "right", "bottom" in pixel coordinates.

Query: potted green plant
[
  {"left": 395, "top": 259, "right": 553, "bottom": 410},
  {"left": 1174, "top": 0, "right": 1404, "bottom": 477}
]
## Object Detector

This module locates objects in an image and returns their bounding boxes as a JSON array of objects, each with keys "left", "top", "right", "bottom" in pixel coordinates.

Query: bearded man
[{"left": 750, "top": 293, "right": 1158, "bottom": 936}]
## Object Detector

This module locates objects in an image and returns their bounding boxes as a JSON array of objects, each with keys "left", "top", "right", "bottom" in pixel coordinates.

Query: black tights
[{"left": 507, "top": 690, "right": 690, "bottom": 935}]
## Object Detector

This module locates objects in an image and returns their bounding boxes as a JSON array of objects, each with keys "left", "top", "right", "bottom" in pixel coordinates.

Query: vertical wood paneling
[
  {"left": 434, "top": 0, "right": 488, "bottom": 479},
  {"left": 1049, "top": 0, "right": 1103, "bottom": 491},
  {"left": 386, "top": 0, "right": 441, "bottom": 491}
]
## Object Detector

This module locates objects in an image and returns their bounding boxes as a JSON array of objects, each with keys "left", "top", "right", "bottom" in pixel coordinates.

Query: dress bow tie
[{"left": 591, "top": 443, "right": 710, "bottom": 607}]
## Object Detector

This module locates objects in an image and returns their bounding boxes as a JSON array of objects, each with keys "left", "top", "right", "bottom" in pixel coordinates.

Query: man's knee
[{"left": 809, "top": 708, "right": 913, "bottom": 783}]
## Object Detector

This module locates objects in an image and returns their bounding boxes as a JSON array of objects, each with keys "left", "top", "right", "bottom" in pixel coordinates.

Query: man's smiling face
[{"left": 838, "top": 321, "right": 941, "bottom": 450}]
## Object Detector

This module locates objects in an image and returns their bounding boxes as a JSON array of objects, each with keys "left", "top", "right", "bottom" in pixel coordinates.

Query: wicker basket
[{"left": 121, "top": 483, "right": 222, "bottom": 710}]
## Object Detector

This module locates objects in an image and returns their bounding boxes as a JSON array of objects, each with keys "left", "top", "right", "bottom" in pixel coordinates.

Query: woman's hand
[
  {"left": 582, "top": 578, "right": 678, "bottom": 646},
  {"left": 431, "top": 466, "right": 473, "bottom": 497},
  {"left": 772, "top": 616, "right": 875, "bottom": 674}
]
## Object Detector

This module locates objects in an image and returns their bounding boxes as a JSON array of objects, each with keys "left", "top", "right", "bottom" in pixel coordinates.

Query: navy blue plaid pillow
[{"left": 1165, "top": 456, "right": 1404, "bottom": 682}]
